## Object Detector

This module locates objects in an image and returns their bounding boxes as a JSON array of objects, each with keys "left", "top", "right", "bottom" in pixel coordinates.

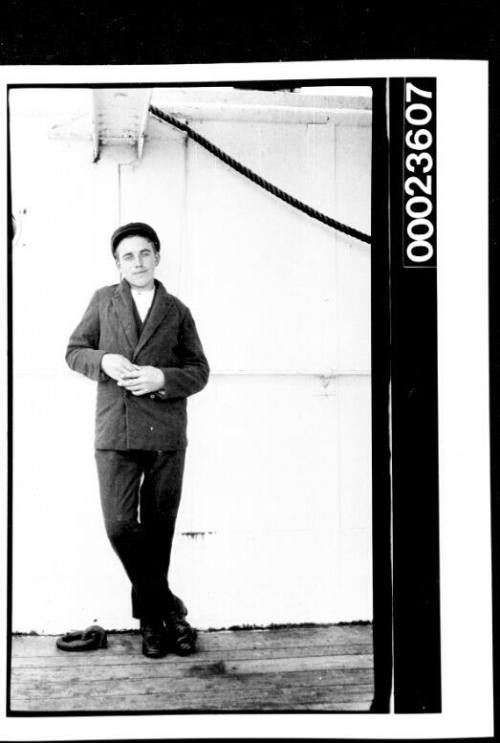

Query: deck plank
[
  {"left": 12, "top": 653, "right": 373, "bottom": 676},
  {"left": 12, "top": 669, "right": 373, "bottom": 696},
  {"left": 11, "top": 681, "right": 374, "bottom": 712},
  {"left": 12, "top": 696, "right": 373, "bottom": 712},
  {"left": 12, "top": 665, "right": 372, "bottom": 686},
  {"left": 10, "top": 625, "right": 374, "bottom": 712},
  {"left": 13, "top": 644, "right": 371, "bottom": 668},
  {"left": 12, "top": 625, "right": 372, "bottom": 656}
]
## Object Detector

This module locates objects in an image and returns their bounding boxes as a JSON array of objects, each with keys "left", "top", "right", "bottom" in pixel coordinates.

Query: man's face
[{"left": 115, "top": 235, "right": 160, "bottom": 290}]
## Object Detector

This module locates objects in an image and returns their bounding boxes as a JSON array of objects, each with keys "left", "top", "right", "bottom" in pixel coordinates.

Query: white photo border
[{"left": 0, "top": 59, "right": 492, "bottom": 740}]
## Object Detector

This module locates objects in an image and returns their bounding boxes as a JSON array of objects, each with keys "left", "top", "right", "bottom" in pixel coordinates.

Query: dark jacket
[{"left": 66, "top": 279, "right": 209, "bottom": 450}]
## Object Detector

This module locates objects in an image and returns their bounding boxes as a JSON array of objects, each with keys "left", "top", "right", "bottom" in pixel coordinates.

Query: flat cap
[{"left": 111, "top": 222, "right": 160, "bottom": 255}]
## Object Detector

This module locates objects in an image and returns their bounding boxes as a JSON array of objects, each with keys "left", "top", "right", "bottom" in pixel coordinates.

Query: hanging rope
[{"left": 149, "top": 105, "right": 372, "bottom": 245}]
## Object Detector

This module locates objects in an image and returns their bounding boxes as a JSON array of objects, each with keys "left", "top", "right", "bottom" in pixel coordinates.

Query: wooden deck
[{"left": 10, "top": 624, "right": 373, "bottom": 713}]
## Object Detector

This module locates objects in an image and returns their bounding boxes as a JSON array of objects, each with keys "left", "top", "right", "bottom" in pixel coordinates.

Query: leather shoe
[
  {"left": 140, "top": 620, "right": 167, "bottom": 659},
  {"left": 167, "top": 589, "right": 188, "bottom": 618},
  {"left": 165, "top": 611, "right": 197, "bottom": 656}
]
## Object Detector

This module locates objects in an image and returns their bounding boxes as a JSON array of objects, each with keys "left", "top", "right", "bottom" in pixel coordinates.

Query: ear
[{"left": 154, "top": 252, "right": 161, "bottom": 266}]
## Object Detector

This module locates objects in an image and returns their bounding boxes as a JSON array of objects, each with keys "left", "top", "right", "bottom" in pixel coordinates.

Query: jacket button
[
  {"left": 150, "top": 426, "right": 154, "bottom": 431},
  {"left": 150, "top": 394, "right": 155, "bottom": 399}
]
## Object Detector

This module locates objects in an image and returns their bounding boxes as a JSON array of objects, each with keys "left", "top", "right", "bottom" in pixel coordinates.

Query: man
[{"left": 66, "top": 222, "right": 209, "bottom": 659}]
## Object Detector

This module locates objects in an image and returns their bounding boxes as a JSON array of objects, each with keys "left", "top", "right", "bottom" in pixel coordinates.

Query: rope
[
  {"left": 56, "top": 624, "right": 107, "bottom": 652},
  {"left": 149, "top": 105, "right": 371, "bottom": 245}
]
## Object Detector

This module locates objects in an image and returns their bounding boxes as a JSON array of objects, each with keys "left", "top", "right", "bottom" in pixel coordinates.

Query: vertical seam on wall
[
  {"left": 333, "top": 122, "right": 343, "bottom": 540},
  {"left": 180, "top": 131, "right": 194, "bottom": 530},
  {"left": 180, "top": 132, "right": 189, "bottom": 297},
  {"left": 332, "top": 119, "right": 345, "bottom": 613},
  {"left": 117, "top": 163, "right": 122, "bottom": 225}
]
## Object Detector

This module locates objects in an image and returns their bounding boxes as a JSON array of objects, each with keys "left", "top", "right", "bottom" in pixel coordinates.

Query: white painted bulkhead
[{"left": 10, "top": 87, "right": 372, "bottom": 632}]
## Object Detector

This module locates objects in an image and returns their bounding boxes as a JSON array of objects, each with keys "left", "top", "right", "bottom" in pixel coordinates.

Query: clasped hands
[{"left": 101, "top": 354, "right": 165, "bottom": 396}]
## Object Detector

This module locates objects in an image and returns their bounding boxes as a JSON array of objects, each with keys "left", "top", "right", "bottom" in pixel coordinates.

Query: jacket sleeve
[
  {"left": 157, "top": 307, "right": 210, "bottom": 399},
  {"left": 65, "top": 291, "right": 109, "bottom": 382}
]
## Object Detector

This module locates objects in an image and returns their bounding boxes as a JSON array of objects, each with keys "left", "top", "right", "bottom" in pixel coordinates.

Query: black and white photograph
[
  {"left": 8, "top": 80, "right": 375, "bottom": 712},
  {"left": 0, "top": 58, "right": 493, "bottom": 740}
]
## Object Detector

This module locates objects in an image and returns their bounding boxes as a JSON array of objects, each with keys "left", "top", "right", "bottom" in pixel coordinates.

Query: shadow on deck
[{"left": 10, "top": 624, "right": 373, "bottom": 712}]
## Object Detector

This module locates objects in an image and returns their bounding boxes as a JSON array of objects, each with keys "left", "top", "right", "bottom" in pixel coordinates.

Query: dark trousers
[{"left": 95, "top": 448, "right": 186, "bottom": 621}]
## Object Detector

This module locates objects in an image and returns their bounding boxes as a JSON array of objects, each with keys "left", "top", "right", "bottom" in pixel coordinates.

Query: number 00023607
[{"left": 404, "top": 82, "right": 435, "bottom": 264}]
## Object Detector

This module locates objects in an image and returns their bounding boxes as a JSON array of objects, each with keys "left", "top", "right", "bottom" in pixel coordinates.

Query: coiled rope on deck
[{"left": 149, "top": 105, "right": 371, "bottom": 245}]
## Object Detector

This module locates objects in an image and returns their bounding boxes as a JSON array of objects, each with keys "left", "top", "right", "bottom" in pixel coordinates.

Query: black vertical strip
[
  {"left": 370, "top": 78, "right": 393, "bottom": 713},
  {"left": 390, "top": 78, "right": 442, "bottom": 712},
  {"left": 489, "top": 61, "right": 500, "bottom": 743},
  {"left": 6, "top": 86, "right": 13, "bottom": 715}
]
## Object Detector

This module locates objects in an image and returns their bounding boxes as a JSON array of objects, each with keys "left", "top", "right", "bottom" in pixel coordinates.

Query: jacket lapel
[
  {"left": 111, "top": 280, "right": 139, "bottom": 353},
  {"left": 133, "top": 280, "right": 176, "bottom": 359}
]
